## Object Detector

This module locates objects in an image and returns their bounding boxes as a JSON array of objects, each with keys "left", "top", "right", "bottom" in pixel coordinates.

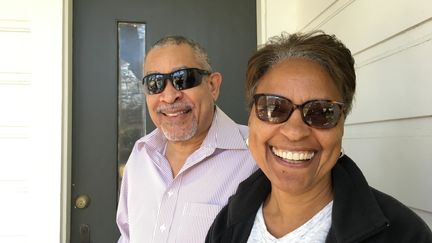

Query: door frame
[{"left": 61, "top": 0, "right": 73, "bottom": 242}]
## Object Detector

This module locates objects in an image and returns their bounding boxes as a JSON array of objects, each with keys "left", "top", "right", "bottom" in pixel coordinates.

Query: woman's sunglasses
[
  {"left": 253, "top": 93, "right": 345, "bottom": 129},
  {"left": 142, "top": 68, "right": 210, "bottom": 95}
]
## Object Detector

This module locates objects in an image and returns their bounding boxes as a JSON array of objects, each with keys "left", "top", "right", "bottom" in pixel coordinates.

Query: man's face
[{"left": 144, "top": 44, "right": 221, "bottom": 142}]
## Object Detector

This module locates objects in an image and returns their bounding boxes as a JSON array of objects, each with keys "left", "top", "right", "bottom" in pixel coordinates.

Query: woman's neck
[{"left": 262, "top": 175, "right": 333, "bottom": 238}]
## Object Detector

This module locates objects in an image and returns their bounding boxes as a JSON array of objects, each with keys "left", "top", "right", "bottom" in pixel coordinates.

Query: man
[{"left": 116, "top": 36, "right": 257, "bottom": 243}]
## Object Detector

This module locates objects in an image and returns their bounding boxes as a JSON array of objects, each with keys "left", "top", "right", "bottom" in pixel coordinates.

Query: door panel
[{"left": 72, "top": 0, "right": 256, "bottom": 242}]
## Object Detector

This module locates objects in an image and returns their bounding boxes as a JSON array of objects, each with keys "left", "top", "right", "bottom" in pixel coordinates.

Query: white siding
[
  {"left": 0, "top": 0, "right": 67, "bottom": 242},
  {"left": 0, "top": 3, "right": 32, "bottom": 242},
  {"left": 258, "top": 0, "right": 432, "bottom": 228}
]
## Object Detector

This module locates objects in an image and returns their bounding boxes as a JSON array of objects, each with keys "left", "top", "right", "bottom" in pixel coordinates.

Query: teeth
[
  {"left": 272, "top": 147, "right": 314, "bottom": 162},
  {"left": 164, "top": 110, "right": 187, "bottom": 117}
]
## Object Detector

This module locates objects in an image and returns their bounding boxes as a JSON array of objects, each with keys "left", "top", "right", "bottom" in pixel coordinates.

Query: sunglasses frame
[
  {"left": 142, "top": 68, "right": 210, "bottom": 95},
  {"left": 253, "top": 93, "right": 345, "bottom": 129}
]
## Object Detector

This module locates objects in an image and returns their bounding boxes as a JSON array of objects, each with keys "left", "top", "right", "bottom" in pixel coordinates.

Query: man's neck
[
  {"left": 165, "top": 131, "right": 207, "bottom": 178},
  {"left": 165, "top": 106, "right": 217, "bottom": 177}
]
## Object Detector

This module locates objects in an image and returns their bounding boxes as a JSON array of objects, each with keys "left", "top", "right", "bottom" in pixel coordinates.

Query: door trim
[{"left": 61, "top": 0, "right": 73, "bottom": 242}]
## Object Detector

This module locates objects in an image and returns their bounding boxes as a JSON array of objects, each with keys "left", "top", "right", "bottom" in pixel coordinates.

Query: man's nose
[{"left": 159, "top": 79, "right": 182, "bottom": 103}]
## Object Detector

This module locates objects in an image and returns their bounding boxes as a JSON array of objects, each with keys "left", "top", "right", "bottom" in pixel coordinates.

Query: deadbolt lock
[{"left": 75, "top": 194, "right": 91, "bottom": 209}]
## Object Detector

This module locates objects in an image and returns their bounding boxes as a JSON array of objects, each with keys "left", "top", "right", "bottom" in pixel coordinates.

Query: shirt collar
[{"left": 202, "top": 106, "right": 248, "bottom": 150}]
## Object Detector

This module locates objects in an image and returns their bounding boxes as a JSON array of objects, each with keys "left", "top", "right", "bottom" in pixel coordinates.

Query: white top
[
  {"left": 247, "top": 201, "right": 333, "bottom": 243},
  {"left": 116, "top": 107, "right": 257, "bottom": 243}
]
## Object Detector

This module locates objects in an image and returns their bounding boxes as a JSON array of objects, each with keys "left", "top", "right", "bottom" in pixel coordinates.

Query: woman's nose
[{"left": 279, "top": 109, "right": 311, "bottom": 141}]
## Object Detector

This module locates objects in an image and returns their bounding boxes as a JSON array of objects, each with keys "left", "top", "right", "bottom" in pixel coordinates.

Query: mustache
[{"left": 156, "top": 102, "right": 192, "bottom": 113}]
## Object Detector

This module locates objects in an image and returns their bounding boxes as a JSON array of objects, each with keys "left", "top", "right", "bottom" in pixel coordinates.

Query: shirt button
[
  {"left": 167, "top": 190, "right": 174, "bottom": 197},
  {"left": 160, "top": 224, "right": 166, "bottom": 232}
]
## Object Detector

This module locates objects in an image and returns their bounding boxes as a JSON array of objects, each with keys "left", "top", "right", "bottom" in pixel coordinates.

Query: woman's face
[{"left": 248, "top": 58, "right": 345, "bottom": 195}]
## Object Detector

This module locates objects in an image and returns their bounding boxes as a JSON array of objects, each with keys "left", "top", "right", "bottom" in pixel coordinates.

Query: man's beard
[
  {"left": 156, "top": 102, "right": 198, "bottom": 141},
  {"left": 161, "top": 116, "right": 198, "bottom": 141}
]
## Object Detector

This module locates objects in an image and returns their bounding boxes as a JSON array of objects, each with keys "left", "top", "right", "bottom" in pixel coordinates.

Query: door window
[{"left": 117, "top": 22, "right": 146, "bottom": 190}]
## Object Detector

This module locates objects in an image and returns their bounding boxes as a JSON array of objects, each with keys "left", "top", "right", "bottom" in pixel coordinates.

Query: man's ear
[{"left": 207, "top": 72, "right": 222, "bottom": 100}]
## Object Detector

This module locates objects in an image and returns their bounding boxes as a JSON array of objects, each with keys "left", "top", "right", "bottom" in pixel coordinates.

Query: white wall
[
  {"left": 258, "top": 0, "right": 432, "bottom": 228},
  {"left": 0, "top": 0, "right": 70, "bottom": 242}
]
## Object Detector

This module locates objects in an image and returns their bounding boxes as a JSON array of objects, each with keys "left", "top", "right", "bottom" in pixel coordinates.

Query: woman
[{"left": 206, "top": 31, "right": 432, "bottom": 242}]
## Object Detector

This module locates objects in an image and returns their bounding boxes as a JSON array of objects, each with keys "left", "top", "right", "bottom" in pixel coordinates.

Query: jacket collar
[
  {"left": 226, "top": 155, "right": 389, "bottom": 242},
  {"left": 227, "top": 169, "right": 270, "bottom": 224},
  {"left": 329, "top": 155, "right": 389, "bottom": 242}
]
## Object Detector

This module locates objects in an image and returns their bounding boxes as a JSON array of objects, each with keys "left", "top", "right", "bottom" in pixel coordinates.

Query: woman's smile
[{"left": 271, "top": 146, "right": 315, "bottom": 163}]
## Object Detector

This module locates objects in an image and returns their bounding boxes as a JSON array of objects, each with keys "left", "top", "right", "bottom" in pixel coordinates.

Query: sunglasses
[
  {"left": 253, "top": 93, "right": 345, "bottom": 129},
  {"left": 142, "top": 68, "right": 211, "bottom": 95}
]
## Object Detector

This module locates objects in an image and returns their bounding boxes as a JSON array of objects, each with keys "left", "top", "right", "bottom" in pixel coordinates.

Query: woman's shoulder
[{"left": 371, "top": 188, "right": 432, "bottom": 241}]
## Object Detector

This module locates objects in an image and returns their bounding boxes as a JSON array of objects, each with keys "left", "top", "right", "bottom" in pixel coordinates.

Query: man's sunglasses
[
  {"left": 253, "top": 93, "right": 345, "bottom": 129},
  {"left": 142, "top": 68, "right": 210, "bottom": 95}
]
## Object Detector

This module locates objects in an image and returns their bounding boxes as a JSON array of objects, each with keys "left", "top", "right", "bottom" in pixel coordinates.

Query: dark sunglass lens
[
  {"left": 171, "top": 70, "right": 188, "bottom": 90},
  {"left": 145, "top": 74, "right": 165, "bottom": 94},
  {"left": 255, "top": 95, "right": 292, "bottom": 123},
  {"left": 303, "top": 101, "right": 341, "bottom": 128},
  {"left": 172, "top": 69, "right": 203, "bottom": 91},
  {"left": 144, "top": 68, "right": 207, "bottom": 94}
]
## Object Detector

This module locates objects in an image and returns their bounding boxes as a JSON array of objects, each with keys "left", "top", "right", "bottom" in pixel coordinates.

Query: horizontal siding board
[
  {"left": 344, "top": 117, "right": 432, "bottom": 212},
  {"left": 347, "top": 36, "right": 432, "bottom": 123},
  {"left": 318, "top": 0, "right": 432, "bottom": 53}
]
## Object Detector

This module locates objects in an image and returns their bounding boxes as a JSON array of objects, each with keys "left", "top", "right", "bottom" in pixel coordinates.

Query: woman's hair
[{"left": 245, "top": 30, "right": 356, "bottom": 115}]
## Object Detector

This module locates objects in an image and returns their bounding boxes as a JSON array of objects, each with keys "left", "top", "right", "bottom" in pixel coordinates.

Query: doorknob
[{"left": 75, "top": 194, "right": 91, "bottom": 209}]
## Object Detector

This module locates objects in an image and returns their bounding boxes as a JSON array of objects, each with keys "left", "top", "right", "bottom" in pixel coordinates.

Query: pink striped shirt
[{"left": 116, "top": 107, "right": 257, "bottom": 243}]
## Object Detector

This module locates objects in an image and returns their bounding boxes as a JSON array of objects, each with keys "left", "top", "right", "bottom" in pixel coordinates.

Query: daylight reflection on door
[{"left": 117, "top": 22, "right": 146, "bottom": 194}]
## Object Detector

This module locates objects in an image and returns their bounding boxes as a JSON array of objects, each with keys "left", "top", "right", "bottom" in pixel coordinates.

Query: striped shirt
[{"left": 116, "top": 107, "right": 257, "bottom": 243}]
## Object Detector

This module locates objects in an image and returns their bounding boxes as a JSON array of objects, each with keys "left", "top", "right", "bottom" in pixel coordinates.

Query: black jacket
[{"left": 206, "top": 155, "right": 432, "bottom": 243}]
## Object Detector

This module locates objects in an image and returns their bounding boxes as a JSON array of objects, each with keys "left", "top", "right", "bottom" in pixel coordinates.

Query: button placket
[
  {"left": 159, "top": 224, "right": 166, "bottom": 232},
  {"left": 153, "top": 177, "right": 182, "bottom": 242}
]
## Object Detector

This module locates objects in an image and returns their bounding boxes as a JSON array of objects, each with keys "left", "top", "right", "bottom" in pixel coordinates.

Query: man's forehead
[
  {"left": 143, "top": 44, "right": 200, "bottom": 75},
  {"left": 144, "top": 66, "right": 190, "bottom": 75},
  {"left": 147, "top": 43, "right": 194, "bottom": 56}
]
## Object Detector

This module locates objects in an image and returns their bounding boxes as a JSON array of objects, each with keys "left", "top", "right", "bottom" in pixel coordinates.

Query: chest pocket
[{"left": 175, "top": 202, "right": 223, "bottom": 243}]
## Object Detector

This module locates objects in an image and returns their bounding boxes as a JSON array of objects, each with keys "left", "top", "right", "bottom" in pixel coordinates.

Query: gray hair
[
  {"left": 245, "top": 30, "right": 356, "bottom": 115},
  {"left": 146, "top": 35, "right": 212, "bottom": 72}
]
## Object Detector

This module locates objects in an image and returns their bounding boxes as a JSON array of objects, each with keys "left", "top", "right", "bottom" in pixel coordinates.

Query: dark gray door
[{"left": 72, "top": 0, "right": 257, "bottom": 242}]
